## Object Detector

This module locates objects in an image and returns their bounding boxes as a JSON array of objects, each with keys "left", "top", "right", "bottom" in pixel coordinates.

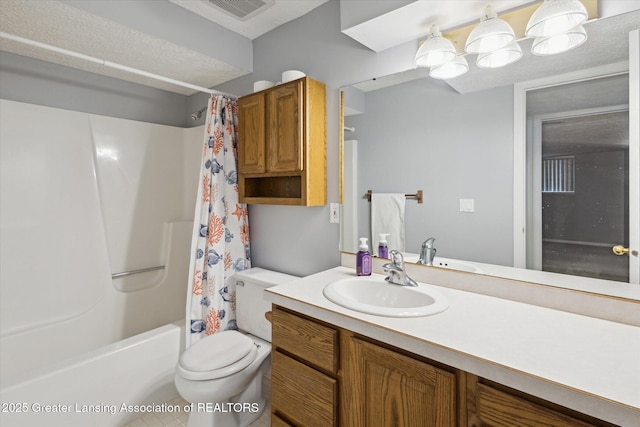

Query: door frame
[
  {"left": 530, "top": 105, "right": 630, "bottom": 272},
  {"left": 513, "top": 54, "right": 638, "bottom": 284}
]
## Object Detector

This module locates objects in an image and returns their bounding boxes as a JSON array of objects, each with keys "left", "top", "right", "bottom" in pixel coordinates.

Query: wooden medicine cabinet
[{"left": 238, "top": 77, "right": 326, "bottom": 206}]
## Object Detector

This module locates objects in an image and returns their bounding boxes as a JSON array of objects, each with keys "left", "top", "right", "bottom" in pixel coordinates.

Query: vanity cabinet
[
  {"left": 270, "top": 307, "right": 338, "bottom": 426},
  {"left": 270, "top": 306, "right": 459, "bottom": 426},
  {"left": 341, "top": 332, "right": 458, "bottom": 426},
  {"left": 466, "top": 375, "right": 615, "bottom": 427},
  {"left": 237, "top": 77, "right": 326, "bottom": 206},
  {"left": 270, "top": 306, "right": 618, "bottom": 427}
]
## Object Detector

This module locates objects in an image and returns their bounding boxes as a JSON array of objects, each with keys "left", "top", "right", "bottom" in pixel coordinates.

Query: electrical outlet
[
  {"left": 460, "top": 198, "right": 475, "bottom": 213},
  {"left": 330, "top": 203, "right": 340, "bottom": 223}
]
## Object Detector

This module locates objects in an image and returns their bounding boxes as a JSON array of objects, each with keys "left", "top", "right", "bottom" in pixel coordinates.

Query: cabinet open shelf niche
[{"left": 242, "top": 176, "right": 302, "bottom": 202}]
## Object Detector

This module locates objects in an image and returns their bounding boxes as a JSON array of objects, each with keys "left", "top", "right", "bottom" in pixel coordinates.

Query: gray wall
[
  {"left": 1, "top": 0, "right": 501, "bottom": 276},
  {"left": 0, "top": 51, "right": 189, "bottom": 127},
  {"left": 346, "top": 79, "right": 515, "bottom": 266},
  {"left": 210, "top": 0, "right": 421, "bottom": 276}
]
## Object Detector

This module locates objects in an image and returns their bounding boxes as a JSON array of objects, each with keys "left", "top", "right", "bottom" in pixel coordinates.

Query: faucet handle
[
  {"left": 422, "top": 237, "right": 436, "bottom": 248},
  {"left": 389, "top": 250, "right": 404, "bottom": 266}
]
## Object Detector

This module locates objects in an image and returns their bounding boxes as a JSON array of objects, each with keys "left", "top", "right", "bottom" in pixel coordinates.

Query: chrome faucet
[
  {"left": 383, "top": 250, "right": 418, "bottom": 286},
  {"left": 418, "top": 237, "right": 436, "bottom": 266}
]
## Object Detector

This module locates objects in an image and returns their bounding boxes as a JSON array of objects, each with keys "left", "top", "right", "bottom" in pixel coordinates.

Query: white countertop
[{"left": 265, "top": 266, "right": 640, "bottom": 426}]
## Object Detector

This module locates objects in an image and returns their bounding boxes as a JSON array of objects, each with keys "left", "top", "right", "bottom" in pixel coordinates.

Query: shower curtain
[{"left": 187, "top": 95, "right": 250, "bottom": 346}]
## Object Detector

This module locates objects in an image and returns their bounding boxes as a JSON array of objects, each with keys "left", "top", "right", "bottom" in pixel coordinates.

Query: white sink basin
[
  {"left": 403, "top": 255, "right": 483, "bottom": 274},
  {"left": 323, "top": 276, "right": 448, "bottom": 317}
]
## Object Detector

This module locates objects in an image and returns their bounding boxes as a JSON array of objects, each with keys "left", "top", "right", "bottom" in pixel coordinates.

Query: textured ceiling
[
  {"left": 0, "top": 0, "right": 329, "bottom": 95},
  {"left": 542, "top": 111, "right": 629, "bottom": 155},
  {"left": 0, "top": 0, "right": 247, "bottom": 95},
  {"left": 1, "top": 1, "right": 638, "bottom": 97},
  {"left": 169, "top": 0, "right": 329, "bottom": 40}
]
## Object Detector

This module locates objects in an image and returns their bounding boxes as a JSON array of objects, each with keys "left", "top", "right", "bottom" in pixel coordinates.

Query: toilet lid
[
  {"left": 179, "top": 331, "right": 255, "bottom": 376},
  {"left": 177, "top": 345, "right": 258, "bottom": 380}
]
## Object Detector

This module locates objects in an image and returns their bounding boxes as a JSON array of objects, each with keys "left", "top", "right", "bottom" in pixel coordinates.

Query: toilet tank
[{"left": 233, "top": 267, "right": 298, "bottom": 342}]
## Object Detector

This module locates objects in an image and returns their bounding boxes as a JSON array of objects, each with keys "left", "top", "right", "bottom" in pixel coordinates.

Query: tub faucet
[
  {"left": 383, "top": 250, "right": 417, "bottom": 287},
  {"left": 418, "top": 237, "right": 436, "bottom": 266}
]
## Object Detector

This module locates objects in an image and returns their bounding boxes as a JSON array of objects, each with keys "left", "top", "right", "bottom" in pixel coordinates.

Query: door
[
  {"left": 343, "top": 337, "right": 456, "bottom": 427},
  {"left": 530, "top": 106, "right": 631, "bottom": 282},
  {"left": 238, "top": 92, "right": 266, "bottom": 174},
  {"left": 267, "top": 80, "right": 304, "bottom": 173}
]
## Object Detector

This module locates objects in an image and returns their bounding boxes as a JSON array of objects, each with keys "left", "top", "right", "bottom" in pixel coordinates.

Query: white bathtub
[{"left": 0, "top": 321, "right": 184, "bottom": 427}]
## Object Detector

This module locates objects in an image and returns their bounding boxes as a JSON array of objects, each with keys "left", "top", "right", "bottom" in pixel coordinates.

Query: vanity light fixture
[
  {"left": 525, "top": 0, "right": 588, "bottom": 38},
  {"left": 429, "top": 55, "right": 469, "bottom": 79},
  {"left": 476, "top": 40, "right": 523, "bottom": 68},
  {"left": 414, "top": 1, "right": 595, "bottom": 80},
  {"left": 415, "top": 24, "right": 457, "bottom": 68},
  {"left": 464, "top": 5, "right": 515, "bottom": 54},
  {"left": 531, "top": 24, "right": 588, "bottom": 55}
]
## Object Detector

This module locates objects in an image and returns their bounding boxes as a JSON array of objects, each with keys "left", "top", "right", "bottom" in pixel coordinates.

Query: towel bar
[
  {"left": 364, "top": 190, "right": 423, "bottom": 204},
  {"left": 111, "top": 265, "right": 165, "bottom": 279}
]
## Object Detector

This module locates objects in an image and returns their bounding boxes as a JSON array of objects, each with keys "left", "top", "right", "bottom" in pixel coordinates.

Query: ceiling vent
[{"left": 204, "top": 0, "right": 275, "bottom": 21}]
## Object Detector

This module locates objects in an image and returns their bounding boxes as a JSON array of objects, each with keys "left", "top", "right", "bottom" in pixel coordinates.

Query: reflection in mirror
[
  {"left": 525, "top": 78, "right": 630, "bottom": 283},
  {"left": 340, "top": 10, "right": 640, "bottom": 299}
]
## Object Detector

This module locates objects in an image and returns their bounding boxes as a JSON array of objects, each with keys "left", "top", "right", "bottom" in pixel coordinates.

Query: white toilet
[{"left": 175, "top": 267, "right": 297, "bottom": 427}]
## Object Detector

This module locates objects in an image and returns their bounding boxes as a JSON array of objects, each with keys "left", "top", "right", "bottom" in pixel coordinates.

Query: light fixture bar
[{"left": 441, "top": 0, "right": 597, "bottom": 54}]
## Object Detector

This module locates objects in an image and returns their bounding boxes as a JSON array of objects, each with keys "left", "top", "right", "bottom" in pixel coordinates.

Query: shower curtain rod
[{"left": 0, "top": 32, "right": 236, "bottom": 98}]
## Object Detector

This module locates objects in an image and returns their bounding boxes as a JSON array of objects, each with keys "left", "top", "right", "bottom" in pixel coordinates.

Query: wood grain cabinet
[
  {"left": 270, "top": 307, "right": 458, "bottom": 426},
  {"left": 237, "top": 77, "right": 326, "bottom": 206},
  {"left": 271, "top": 307, "right": 338, "bottom": 426},
  {"left": 341, "top": 334, "right": 458, "bottom": 427},
  {"left": 466, "top": 375, "right": 616, "bottom": 427},
  {"left": 270, "top": 307, "right": 615, "bottom": 427}
]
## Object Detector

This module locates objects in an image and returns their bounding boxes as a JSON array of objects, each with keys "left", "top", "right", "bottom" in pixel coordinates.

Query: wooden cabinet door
[
  {"left": 238, "top": 92, "right": 266, "bottom": 174},
  {"left": 343, "top": 336, "right": 457, "bottom": 427},
  {"left": 267, "top": 80, "right": 304, "bottom": 173},
  {"left": 467, "top": 376, "right": 604, "bottom": 427}
]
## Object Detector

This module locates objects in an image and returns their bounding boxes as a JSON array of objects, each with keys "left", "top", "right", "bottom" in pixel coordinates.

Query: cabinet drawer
[
  {"left": 272, "top": 308, "right": 338, "bottom": 373},
  {"left": 272, "top": 351, "right": 337, "bottom": 427},
  {"left": 475, "top": 383, "right": 597, "bottom": 427}
]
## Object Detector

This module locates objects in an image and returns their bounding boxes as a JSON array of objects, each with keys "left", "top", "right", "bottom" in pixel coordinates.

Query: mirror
[{"left": 340, "top": 10, "right": 640, "bottom": 299}]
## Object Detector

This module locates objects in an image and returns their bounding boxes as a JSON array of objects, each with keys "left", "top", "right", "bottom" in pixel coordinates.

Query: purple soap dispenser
[
  {"left": 378, "top": 233, "right": 390, "bottom": 259},
  {"left": 356, "top": 237, "right": 372, "bottom": 276}
]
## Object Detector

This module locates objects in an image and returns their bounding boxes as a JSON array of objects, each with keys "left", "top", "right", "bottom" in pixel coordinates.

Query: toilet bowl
[
  {"left": 175, "top": 268, "right": 298, "bottom": 427},
  {"left": 175, "top": 332, "right": 271, "bottom": 427}
]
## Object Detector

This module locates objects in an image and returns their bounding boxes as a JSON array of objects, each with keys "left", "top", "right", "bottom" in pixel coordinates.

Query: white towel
[{"left": 371, "top": 193, "right": 406, "bottom": 253}]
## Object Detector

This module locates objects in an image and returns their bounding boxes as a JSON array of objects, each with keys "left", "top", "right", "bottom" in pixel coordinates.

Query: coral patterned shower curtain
[{"left": 187, "top": 95, "right": 250, "bottom": 347}]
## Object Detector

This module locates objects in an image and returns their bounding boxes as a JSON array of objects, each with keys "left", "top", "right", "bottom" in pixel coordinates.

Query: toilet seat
[{"left": 177, "top": 331, "right": 258, "bottom": 381}]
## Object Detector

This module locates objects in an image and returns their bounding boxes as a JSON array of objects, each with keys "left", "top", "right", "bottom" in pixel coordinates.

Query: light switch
[
  {"left": 460, "top": 199, "right": 475, "bottom": 213},
  {"left": 330, "top": 203, "right": 340, "bottom": 223}
]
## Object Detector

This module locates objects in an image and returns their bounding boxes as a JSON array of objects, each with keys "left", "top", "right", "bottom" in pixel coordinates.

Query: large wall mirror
[{"left": 340, "top": 10, "right": 640, "bottom": 300}]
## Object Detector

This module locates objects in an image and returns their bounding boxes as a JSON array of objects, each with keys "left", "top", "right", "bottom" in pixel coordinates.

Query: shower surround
[{"left": 0, "top": 99, "right": 202, "bottom": 423}]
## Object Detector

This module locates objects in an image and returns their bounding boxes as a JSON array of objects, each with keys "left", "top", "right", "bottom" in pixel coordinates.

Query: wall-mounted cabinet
[{"left": 238, "top": 77, "right": 326, "bottom": 206}]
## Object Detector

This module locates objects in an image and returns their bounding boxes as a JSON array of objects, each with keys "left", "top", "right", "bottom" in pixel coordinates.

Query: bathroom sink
[
  {"left": 323, "top": 276, "right": 448, "bottom": 317},
  {"left": 403, "top": 255, "right": 483, "bottom": 274}
]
